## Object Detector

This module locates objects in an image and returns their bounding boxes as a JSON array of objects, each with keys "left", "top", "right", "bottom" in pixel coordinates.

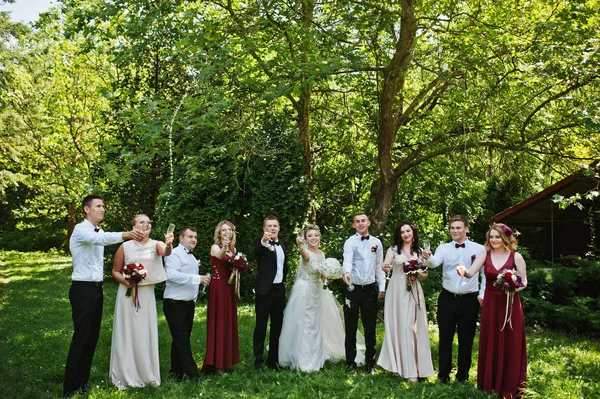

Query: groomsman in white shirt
[
  {"left": 422, "top": 215, "right": 485, "bottom": 384},
  {"left": 342, "top": 212, "right": 386, "bottom": 374},
  {"left": 163, "top": 227, "right": 211, "bottom": 382},
  {"left": 63, "top": 195, "right": 145, "bottom": 398}
]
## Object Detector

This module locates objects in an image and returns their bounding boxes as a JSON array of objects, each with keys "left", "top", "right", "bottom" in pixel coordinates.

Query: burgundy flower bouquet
[
  {"left": 123, "top": 262, "right": 147, "bottom": 311},
  {"left": 495, "top": 268, "right": 525, "bottom": 330},
  {"left": 225, "top": 252, "right": 250, "bottom": 298},
  {"left": 403, "top": 259, "right": 428, "bottom": 291}
]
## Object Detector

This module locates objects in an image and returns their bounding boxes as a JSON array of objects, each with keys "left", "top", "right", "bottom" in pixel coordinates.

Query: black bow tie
[
  {"left": 186, "top": 249, "right": 194, "bottom": 255},
  {"left": 94, "top": 227, "right": 100, "bottom": 233},
  {"left": 269, "top": 240, "right": 281, "bottom": 246},
  {"left": 361, "top": 235, "right": 370, "bottom": 241},
  {"left": 455, "top": 243, "right": 466, "bottom": 248}
]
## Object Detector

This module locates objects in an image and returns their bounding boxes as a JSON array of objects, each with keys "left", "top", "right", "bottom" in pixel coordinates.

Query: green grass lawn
[{"left": 1, "top": 250, "right": 599, "bottom": 398}]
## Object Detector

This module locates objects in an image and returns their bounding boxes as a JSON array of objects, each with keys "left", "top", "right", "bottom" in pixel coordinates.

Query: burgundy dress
[
  {"left": 478, "top": 251, "right": 527, "bottom": 398},
  {"left": 202, "top": 254, "right": 241, "bottom": 372}
]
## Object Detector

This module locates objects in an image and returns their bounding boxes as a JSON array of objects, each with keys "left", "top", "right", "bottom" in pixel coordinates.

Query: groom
[
  {"left": 342, "top": 212, "right": 385, "bottom": 374},
  {"left": 253, "top": 215, "right": 289, "bottom": 371},
  {"left": 422, "top": 214, "right": 485, "bottom": 383}
]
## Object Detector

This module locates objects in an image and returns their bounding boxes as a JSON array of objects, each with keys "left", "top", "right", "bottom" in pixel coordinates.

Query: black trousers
[
  {"left": 343, "top": 283, "right": 378, "bottom": 368},
  {"left": 436, "top": 289, "right": 480, "bottom": 382},
  {"left": 253, "top": 283, "right": 285, "bottom": 368},
  {"left": 163, "top": 298, "right": 198, "bottom": 379},
  {"left": 63, "top": 281, "right": 103, "bottom": 397}
]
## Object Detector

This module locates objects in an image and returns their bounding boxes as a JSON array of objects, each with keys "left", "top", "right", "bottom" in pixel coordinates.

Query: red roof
[{"left": 490, "top": 163, "right": 599, "bottom": 222}]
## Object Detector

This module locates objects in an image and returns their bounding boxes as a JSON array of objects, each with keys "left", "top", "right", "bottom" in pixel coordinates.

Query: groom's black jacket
[{"left": 254, "top": 238, "right": 288, "bottom": 295}]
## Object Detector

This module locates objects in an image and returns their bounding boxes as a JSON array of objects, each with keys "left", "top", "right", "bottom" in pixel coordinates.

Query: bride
[{"left": 278, "top": 224, "right": 364, "bottom": 372}]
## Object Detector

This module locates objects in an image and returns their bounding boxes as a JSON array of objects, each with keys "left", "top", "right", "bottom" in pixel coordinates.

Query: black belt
[
  {"left": 442, "top": 288, "right": 478, "bottom": 298},
  {"left": 353, "top": 282, "right": 377, "bottom": 289},
  {"left": 164, "top": 298, "right": 195, "bottom": 304},
  {"left": 72, "top": 280, "right": 103, "bottom": 287}
]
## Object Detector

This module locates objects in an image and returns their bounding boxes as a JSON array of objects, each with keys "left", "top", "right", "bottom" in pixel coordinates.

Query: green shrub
[{"left": 521, "top": 256, "right": 600, "bottom": 337}]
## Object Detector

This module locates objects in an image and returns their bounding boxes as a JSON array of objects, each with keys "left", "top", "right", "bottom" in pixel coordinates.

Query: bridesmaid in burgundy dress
[
  {"left": 202, "top": 220, "right": 248, "bottom": 374},
  {"left": 457, "top": 223, "right": 527, "bottom": 399}
]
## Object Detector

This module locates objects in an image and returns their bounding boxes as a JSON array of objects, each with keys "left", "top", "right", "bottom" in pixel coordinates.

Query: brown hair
[
  {"left": 352, "top": 212, "right": 369, "bottom": 222},
  {"left": 179, "top": 226, "right": 197, "bottom": 237},
  {"left": 449, "top": 214, "right": 468, "bottom": 228},
  {"left": 263, "top": 215, "right": 279, "bottom": 226},
  {"left": 81, "top": 195, "right": 103, "bottom": 212}
]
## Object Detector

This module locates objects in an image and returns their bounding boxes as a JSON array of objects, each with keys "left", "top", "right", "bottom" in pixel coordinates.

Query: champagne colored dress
[
  {"left": 109, "top": 239, "right": 166, "bottom": 389},
  {"left": 377, "top": 247, "right": 434, "bottom": 378}
]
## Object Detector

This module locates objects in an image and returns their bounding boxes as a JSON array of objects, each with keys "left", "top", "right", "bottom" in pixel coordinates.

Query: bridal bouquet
[
  {"left": 495, "top": 268, "right": 525, "bottom": 331},
  {"left": 123, "top": 263, "right": 147, "bottom": 311},
  {"left": 403, "top": 259, "right": 428, "bottom": 291},
  {"left": 317, "top": 258, "right": 342, "bottom": 289}
]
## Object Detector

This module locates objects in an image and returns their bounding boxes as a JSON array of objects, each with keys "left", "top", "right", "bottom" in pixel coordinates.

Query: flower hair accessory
[{"left": 499, "top": 224, "right": 512, "bottom": 237}]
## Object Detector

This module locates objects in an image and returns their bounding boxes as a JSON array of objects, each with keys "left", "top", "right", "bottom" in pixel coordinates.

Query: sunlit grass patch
[{"left": 1, "top": 250, "right": 599, "bottom": 398}]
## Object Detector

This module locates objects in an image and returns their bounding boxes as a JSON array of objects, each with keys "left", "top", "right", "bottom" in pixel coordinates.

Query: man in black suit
[{"left": 253, "top": 215, "right": 288, "bottom": 371}]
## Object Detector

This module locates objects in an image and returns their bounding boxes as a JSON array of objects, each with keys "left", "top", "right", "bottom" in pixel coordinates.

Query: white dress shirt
[
  {"left": 426, "top": 239, "right": 486, "bottom": 298},
  {"left": 70, "top": 219, "right": 124, "bottom": 282},
  {"left": 164, "top": 244, "right": 201, "bottom": 301},
  {"left": 273, "top": 243, "right": 284, "bottom": 283},
  {"left": 342, "top": 233, "right": 386, "bottom": 292},
  {"left": 261, "top": 240, "right": 285, "bottom": 284}
]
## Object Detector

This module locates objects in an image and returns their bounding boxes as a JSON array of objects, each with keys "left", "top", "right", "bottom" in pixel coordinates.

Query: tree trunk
[
  {"left": 66, "top": 200, "right": 78, "bottom": 253},
  {"left": 368, "top": 0, "right": 417, "bottom": 234}
]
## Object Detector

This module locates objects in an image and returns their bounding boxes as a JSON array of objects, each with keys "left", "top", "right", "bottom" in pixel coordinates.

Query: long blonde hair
[
  {"left": 485, "top": 223, "right": 518, "bottom": 251},
  {"left": 213, "top": 220, "right": 237, "bottom": 247}
]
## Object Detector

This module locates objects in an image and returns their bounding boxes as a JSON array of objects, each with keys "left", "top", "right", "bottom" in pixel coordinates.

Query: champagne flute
[
  {"left": 458, "top": 262, "right": 468, "bottom": 286},
  {"left": 142, "top": 220, "right": 152, "bottom": 236},
  {"left": 166, "top": 223, "right": 175, "bottom": 235},
  {"left": 346, "top": 273, "right": 355, "bottom": 292},
  {"left": 384, "top": 264, "right": 391, "bottom": 281},
  {"left": 202, "top": 272, "right": 211, "bottom": 294},
  {"left": 423, "top": 238, "right": 430, "bottom": 252}
]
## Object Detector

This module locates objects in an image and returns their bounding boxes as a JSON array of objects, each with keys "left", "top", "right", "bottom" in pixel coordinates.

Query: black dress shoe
[
  {"left": 81, "top": 383, "right": 92, "bottom": 394},
  {"left": 366, "top": 365, "right": 376, "bottom": 375},
  {"left": 266, "top": 362, "right": 281, "bottom": 371},
  {"left": 437, "top": 377, "right": 450, "bottom": 384},
  {"left": 345, "top": 363, "right": 357, "bottom": 373}
]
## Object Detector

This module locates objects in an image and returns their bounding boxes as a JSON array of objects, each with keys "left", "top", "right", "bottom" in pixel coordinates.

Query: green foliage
[
  {"left": 155, "top": 112, "right": 310, "bottom": 299},
  {"left": 521, "top": 256, "right": 600, "bottom": 337}
]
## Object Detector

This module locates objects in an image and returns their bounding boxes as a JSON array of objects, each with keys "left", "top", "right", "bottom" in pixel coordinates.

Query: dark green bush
[{"left": 521, "top": 256, "right": 600, "bottom": 337}]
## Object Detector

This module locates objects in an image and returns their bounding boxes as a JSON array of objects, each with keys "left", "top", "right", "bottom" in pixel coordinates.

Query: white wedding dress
[{"left": 279, "top": 250, "right": 365, "bottom": 372}]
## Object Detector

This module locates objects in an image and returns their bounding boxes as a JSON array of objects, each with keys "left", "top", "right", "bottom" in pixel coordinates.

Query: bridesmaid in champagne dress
[
  {"left": 109, "top": 214, "right": 173, "bottom": 389},
  {"left": 377, "top": 221, "right": 434, "bottom": 381},
  {"left": 458, "top": 223, "right": 527, "bottom": 398},
  {"left": 202, "top": 220, "right": 248, "bottom": 374}
]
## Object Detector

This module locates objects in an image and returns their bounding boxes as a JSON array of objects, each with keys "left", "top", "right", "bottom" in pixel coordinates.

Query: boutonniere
[
  {"left": 471, "top": 254, "right": 476, "bottom": 264},
  {"left": 371, "top": 245, "right": 378, "bottom": 253}
]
